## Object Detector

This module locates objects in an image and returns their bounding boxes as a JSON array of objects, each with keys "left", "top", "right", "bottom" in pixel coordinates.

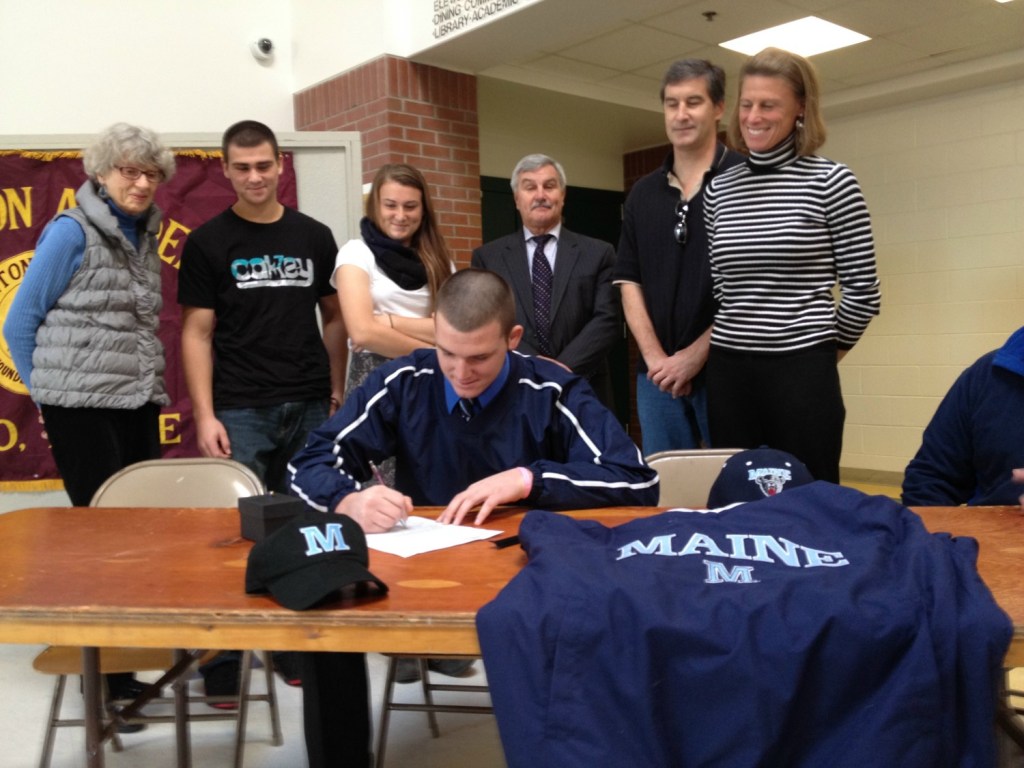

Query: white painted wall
[
  {"left": 0, "top": 0, "right": 295, "bottom": 134},
  {"left": 289, "top": 0, "right": 544, "bottom": 91},
  {"left": 290, "top": 0, "right": 393, "bottom": 89}
]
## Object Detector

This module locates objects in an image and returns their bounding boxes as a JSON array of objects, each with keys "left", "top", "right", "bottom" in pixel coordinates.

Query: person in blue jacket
[
  {"left": 902, "top": 325, "right": 1024, "bottom": 506},
  {"left": 289, "top": 267, "right": 658, "bottom": 527},
  {"left": 287, "top": 267, "right": 658, "bottom": 768}
]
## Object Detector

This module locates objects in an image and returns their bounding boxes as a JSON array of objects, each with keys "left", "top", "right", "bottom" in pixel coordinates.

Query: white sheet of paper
[{"left": 365, "top": 515, "right": 504, "bottom": 557}]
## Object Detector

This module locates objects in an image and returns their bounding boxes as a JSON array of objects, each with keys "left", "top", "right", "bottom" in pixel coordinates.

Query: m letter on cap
[{"left": 300, "top": 523, "right": 350, "bottom": 556}]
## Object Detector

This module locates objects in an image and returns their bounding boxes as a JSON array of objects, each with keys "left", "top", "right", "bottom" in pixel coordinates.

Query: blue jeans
[
  {"left": 217, "top": 399, "right": 329, "bottom": 494},
  {"left": 635, "top": 372, "right": 710, "bottom": 456}
]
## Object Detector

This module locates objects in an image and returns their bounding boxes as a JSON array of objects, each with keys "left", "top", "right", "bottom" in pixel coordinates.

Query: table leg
[
  {"left": 173, "top": 649, "right": 192, "bottom": 768},
  {"left": 82, "top": 646, "right": 105, "bottom": 768}
]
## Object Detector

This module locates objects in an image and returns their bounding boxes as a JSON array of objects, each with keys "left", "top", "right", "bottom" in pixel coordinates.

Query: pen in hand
[{"left": 369, "top": 460, "right": 407, "bottom": 529}]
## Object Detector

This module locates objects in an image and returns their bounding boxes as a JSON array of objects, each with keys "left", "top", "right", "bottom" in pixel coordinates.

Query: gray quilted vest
[{"left": 30, "top": 180, "right": 169, "bottom": 409}]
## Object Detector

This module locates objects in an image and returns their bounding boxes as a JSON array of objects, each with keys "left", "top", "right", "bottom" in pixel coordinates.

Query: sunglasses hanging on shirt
[{"left": 674, "top": 198, "right": 688, "bottom": 245}]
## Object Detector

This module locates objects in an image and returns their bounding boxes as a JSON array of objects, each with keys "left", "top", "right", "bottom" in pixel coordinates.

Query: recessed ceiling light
[{"left": 720, "top": 16, "right": 871, "bottom": 57}]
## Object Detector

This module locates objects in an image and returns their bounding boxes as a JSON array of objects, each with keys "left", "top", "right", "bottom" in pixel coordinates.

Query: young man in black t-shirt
[{"left": 177, "top": 119, "right": 347, "bottom": 706}]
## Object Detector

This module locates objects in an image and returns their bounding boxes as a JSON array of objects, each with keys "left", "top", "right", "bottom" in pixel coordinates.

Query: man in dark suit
[{"left": 472, "top": 153, "right": 620, "bottom": 406}]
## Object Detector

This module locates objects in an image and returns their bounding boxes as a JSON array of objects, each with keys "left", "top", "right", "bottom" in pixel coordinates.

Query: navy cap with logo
[
  {"left": 707, "top": 447, "right": 815, "bottom": 508},
  {"left": 245, "top": 513, "right": 388, "bottom": 610}
]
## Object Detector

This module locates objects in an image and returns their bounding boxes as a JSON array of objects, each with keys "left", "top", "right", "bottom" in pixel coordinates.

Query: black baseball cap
[
  {"left": 245, "top": 513, "right": 388, "bottom": 610},
  {"left": 707, "top": 447, "right": 815, "bottom": 508}
]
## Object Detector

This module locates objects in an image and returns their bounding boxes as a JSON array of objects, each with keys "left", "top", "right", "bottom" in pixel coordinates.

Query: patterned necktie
[
  {"left": 531, "top": 234, "right": 554, "bottom": 356},
  {"left": 457, "top": 397, "right": 476, "bottom": 422}
]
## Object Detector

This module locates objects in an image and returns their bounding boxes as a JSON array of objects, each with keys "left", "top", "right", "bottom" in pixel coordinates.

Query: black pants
[
  {"left": 706, "top": 343, "right": 844, "bottom": 483},
  {"left": 301, "top": 652, "right": 372, "bottom": 768},
  {"left": 41, "top": 402, "right": 161, "bottom": 695},
  {"left": 39, "top": 402, "right": 162, "bottom": 506}
]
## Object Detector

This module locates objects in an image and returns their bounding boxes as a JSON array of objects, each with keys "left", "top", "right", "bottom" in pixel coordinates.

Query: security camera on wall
[{"left": 250, "top": 38, "right": 274, "bottom": 62}]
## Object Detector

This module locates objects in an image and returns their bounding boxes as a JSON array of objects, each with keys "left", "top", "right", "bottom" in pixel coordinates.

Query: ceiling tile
[
  {"left": 644, "top": 0, "right": 812, "bottom": 45},
  {"left": 558, "top": 25, "right": 703, "bottom": 71},
  {"left": 522, "top": 55, "right": 624, "bottom": 83},
  {"left": 887, "top": 7, "right": 1024, "bottom": 56},
  {"left": 813, "top": 39, "right": 922, "bottom": 83},
  {"left": 825, "top": 0, "right": 965, "bottom": 37}
]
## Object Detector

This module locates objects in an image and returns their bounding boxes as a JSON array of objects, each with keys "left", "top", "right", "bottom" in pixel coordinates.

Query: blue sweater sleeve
[{"left": 2, "top": 217, "right": 86, "bottom": 389}]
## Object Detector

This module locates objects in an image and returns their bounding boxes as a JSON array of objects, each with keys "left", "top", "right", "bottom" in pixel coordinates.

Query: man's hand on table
[
  {"left": 335, "top": 485, "right": 412, "bottom": 533},
  {"left": 437, "top": 468, "right": 531, "bottom": 527}
]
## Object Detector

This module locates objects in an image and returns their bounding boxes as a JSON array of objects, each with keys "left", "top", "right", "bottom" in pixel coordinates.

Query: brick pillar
[{"left": 294, "top": 55, "right": 481, "bottom": 267}]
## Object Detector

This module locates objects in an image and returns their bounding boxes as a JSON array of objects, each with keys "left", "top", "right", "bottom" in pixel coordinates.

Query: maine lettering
[
  {"left": 616, "top": 532, "right": 849, "bottom": 569},
  {"left": 231, "top": 255, "right": 314, "bottom": 288}
]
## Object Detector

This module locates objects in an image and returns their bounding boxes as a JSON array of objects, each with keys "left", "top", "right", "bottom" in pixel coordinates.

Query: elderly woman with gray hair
[
  {"left": 4, "top": 122, "right": 174, "bottom": 709},
  {"left": 4, "top": 125, "right": 174, "bottom": 506},
  {"left": 5, "top": 122, "right": 175, "bottom": 508}
]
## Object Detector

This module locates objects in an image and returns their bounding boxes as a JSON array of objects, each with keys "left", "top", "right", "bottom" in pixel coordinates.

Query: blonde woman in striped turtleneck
[{"left": 703, "top": 48, "right": 881, "bottom": 483}]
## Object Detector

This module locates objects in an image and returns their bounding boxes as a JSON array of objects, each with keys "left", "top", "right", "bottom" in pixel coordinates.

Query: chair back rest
[
  {"left": 90, "top": 457, "right": 265, "bottom": 507},
  {"left": 645, "top": 448, "right": 742, "bottom": 508}
]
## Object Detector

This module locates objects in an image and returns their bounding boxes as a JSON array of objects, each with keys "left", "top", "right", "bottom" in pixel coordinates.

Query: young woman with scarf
[{"left": 333, "top": 163, "right": 455, "bottom": 479}]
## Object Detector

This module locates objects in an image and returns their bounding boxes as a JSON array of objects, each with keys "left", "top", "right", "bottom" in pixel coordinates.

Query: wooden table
[
  {"left": 1, "top": 504, "right": 1023, "bottom": 766},
  {"left": 0, "top": 505, "right": 541, "bottom": 656},
  {"left": 0, "top": 504, "right": 539, "bottom": 768}
]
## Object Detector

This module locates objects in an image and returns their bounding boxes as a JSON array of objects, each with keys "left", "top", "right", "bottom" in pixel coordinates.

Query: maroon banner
[{"left": 0, "top": 150, "right": 298, "bottom": 490}]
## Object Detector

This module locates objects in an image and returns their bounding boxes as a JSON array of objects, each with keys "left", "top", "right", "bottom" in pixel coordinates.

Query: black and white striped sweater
[{"left": 704, "top": 135, "right": 881, "bottom": 353}]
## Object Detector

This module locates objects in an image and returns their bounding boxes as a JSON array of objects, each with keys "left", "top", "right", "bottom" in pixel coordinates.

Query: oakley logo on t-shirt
[{"left": 231, "top": 255, "right": 314, "bottom": 288}]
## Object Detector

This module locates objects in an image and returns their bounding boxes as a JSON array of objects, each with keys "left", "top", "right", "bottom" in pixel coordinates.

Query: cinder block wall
[{"left": 828, "top": 78, "right": 1024, "bottom": 473}]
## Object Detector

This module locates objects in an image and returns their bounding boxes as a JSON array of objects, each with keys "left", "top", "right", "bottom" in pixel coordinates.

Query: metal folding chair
[
  {"left": 32, "top": 457, "right": 283, "bottom": 768},
  {"left": 374, "top": 654, "right": 492, "bottom": 768},
  {"left": 644, "top": 448, "right": 742, "bottom": 508}
]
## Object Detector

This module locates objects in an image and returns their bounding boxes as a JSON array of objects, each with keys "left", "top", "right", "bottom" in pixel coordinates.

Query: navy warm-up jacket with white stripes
[{"left": 287, "top": 349, "right": 659, "bottom": 512}]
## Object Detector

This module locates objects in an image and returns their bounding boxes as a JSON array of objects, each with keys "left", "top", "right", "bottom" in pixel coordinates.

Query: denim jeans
[
  {"left": 217, "top": 398, "right": 329, "bottom": 494},
  {"left": 635, "top": 371, "right": 710, "bottom": 456}
]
